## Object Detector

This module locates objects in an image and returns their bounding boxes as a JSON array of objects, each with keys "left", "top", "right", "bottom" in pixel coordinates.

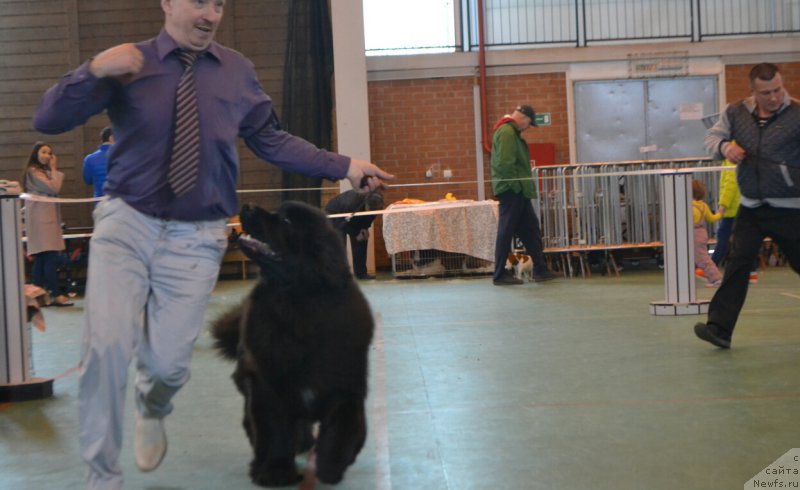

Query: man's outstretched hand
[{"left": 346, "top": 159, "right": 394, "bottom": 192}]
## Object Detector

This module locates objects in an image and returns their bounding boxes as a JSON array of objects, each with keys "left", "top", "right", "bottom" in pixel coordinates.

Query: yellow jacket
[
  {"left": 717, "top": 159, "right": 740, "bottom": 218},
  {"left": 693, "top": 199, "right": 721, "bottom": 225}
]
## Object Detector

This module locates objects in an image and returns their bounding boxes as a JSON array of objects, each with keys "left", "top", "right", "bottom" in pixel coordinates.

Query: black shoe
[
  {"left": 694, "top": 322, "right": 731, "bottom": 349},
  {"left": 533, "top": 270, "right": 557, "bottom": 283},
  {"left": 355, "top": 274, "right": 376, "bottom": 280},
  {"left": 493, "top": 273, "right": 523, "bottom": 286}
]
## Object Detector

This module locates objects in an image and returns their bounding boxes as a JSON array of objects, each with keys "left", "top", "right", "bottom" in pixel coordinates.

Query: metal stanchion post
[
  {"left": 0, "top": 194, "right": 53, "bottom": 402},
  {"left": 650, "top": 172, "right": 709, "bottom": 315}
]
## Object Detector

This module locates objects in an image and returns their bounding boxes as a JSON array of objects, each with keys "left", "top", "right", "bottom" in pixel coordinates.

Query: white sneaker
[{"left": 134, "top": 414, "right": 167, "bottom": 472}]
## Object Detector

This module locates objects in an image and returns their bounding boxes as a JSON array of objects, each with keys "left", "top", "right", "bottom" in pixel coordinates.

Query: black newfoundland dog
[{"left": 211, "top": 202, "right": 374, "bottom": 487}]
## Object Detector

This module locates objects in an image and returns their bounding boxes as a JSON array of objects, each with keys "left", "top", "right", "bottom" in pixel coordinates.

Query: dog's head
[
  {"left": 506, "top": 252, "right": 521, "bottom": 266},
  {"left": 505, "top": 252, "right": 521, "bottom": 270},
  {"left": 238, "top": 202, "right": 352, "bottom": 288},
  {"left": 505, "top": 252, "right": 532, "bottom": 271}
]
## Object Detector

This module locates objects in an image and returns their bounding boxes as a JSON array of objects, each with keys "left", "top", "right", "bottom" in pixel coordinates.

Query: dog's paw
[
  {"left": 249, "top": 460, "right": 301, "bottom": 487},
  {"left": 315, "top": 467, "right": 345, "bottom": 485},
  {"left": 315, "top": 449, "right": 357, "bottom": 486}
]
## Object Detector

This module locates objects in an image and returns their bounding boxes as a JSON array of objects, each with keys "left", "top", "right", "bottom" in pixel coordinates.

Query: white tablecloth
[{"left": 382, "top": 200, "right": 499, "bottom": 262}]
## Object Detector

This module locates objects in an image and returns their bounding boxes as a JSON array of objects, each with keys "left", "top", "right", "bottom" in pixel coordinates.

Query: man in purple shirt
[{"left": 34, "top": 1, "right": 392, "bottom": 488}]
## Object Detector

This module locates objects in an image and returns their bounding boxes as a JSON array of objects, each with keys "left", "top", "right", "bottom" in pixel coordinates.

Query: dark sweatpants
[
  {"left": 492, "top": 191, "right": 547, "bottom": 281},
  {"left": 707, "top": 205, "right": 800, "bottom": 340},
  {"left": 337, "top": 228, "right": 369, "bottom": 278}
]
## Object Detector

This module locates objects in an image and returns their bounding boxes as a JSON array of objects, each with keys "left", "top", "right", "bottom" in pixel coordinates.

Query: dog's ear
[{"left": 240, "top": 204, "right": 280, "bottom": 239}]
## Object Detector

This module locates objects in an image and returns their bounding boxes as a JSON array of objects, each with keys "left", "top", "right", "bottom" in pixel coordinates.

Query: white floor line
[
  {"left": 780, "top": 292, "right": 800, "bottom": 301},
  {"left": 371, "top": 312, "right": 392, "bottom": 490}
]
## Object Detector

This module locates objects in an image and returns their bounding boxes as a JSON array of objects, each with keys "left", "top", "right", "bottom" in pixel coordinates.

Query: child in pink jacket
[{"left": 692, "top": 180, "right": 722, "bottom": 287}]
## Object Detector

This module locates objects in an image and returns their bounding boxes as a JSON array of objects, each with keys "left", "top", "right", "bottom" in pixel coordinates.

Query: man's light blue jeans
[{"left": 79, "top": 198, "right": 228, "bottom": 489}]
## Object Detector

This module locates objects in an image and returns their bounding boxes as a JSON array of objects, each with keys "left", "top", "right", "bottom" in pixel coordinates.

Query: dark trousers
[
  {"left": 707, "top": 205, "right": 800, "bottom": 339},
  {"left": 31, "top": 250, "right": 62, "bottom": 297},
  {"left": 493, "top": 191, "right": 547, "bottom": 281},
  {"left": 711, "top": 216, "right": 758, "bottom": 271},
  {"left": 711, "top": 216, "right": 735, "bottom": 265},
  {"left": 337, "top": 228, "right": 369, "bottom": 278}
]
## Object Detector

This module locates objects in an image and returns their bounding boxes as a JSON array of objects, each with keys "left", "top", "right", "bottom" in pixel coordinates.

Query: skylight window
[{"left": 363, "top": 0, "right": 457, "bottom": 56}]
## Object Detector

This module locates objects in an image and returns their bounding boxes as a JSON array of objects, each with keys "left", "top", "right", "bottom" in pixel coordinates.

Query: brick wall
[
  {"left": 725, "top": 62, "right": 800, "bottom": 103},
  {"left": 367, "top": 71, "right": 569, "bottom": 267}
]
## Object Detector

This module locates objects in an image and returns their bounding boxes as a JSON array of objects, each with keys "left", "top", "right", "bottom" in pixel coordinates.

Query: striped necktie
[{"left": 167, "top": 50, "right": 200, "bottom": 197}]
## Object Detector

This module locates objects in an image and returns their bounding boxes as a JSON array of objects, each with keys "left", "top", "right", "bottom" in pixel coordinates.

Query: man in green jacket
[{"left": 491, "top": 105, "right": 555, "bottom": 285}]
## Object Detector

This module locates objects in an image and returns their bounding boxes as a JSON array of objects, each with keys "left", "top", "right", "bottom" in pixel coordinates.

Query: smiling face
[
  {"left": 37, "top": 145, "right": 53, "bottom": 166},
  {"left": 162, "top": 0, "right": 225, "bottom": 53}
]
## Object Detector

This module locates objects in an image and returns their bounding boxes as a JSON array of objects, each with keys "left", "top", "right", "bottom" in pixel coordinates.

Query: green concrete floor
[{"left": 2, "top": 267, "right": 799, "bottom": 490}]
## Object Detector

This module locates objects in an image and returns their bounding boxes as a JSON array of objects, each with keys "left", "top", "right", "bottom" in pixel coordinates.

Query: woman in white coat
[{"left": 22, "top": 141, "right": 73, "bottom": 306}]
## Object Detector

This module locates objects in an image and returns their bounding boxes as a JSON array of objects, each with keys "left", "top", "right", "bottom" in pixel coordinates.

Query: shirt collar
[{"left": 155, "top": 28, "right": 222, "bottom": 64}]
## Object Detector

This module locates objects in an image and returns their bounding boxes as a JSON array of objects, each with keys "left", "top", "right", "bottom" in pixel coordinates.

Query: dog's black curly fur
[{"left": 211, "top": 202, "right": 374, "bottom": 487}]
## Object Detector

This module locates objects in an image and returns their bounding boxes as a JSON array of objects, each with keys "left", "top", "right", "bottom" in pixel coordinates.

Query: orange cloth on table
[{"left": 392, "top": 198, "right": 427, "bottom": 205}]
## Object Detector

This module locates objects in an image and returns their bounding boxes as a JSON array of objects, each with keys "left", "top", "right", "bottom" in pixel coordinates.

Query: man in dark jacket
[
  {"left": 694, "top": 63, "right": 800, "bottom": 349},
  {"left": 326, "top": 189, "right": 384, "bottom": 279}
]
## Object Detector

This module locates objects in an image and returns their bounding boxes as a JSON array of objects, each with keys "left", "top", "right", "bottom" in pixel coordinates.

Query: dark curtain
[{"left": 281, "top": 0, "right": 334, "bottom": 207}]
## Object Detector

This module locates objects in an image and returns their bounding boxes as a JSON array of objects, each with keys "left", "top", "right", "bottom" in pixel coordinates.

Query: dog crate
[{"left": 391, "top": 249, "right": 493, "bottom": 278}]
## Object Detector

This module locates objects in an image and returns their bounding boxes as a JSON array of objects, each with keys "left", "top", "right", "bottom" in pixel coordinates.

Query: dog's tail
[{"left": 210, "top": 307, "right": 241, "bottom": 360}]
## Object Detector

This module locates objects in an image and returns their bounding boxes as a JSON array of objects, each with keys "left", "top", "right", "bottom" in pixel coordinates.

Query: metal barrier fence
[
  {"left": 699, "top": 0, "right": 800, "bottom": 39},
  {"left": 383, "top": 158, "right": 722, "bottom": 279},
  {"left": 534, "top": 158, "right": 718, "bottom": 251},
  {"left": 480, "top": 0, "right": 800, "bottom": 47}
]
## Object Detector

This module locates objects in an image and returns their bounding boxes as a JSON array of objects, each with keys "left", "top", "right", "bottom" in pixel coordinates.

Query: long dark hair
[{"left": 21, "top": 141, "right": 51, "bottom": 191}]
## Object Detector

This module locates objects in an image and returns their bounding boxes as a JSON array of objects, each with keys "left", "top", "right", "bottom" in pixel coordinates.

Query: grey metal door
[{"left": 575, "top": 77, "right": 717, "bottom": 163}]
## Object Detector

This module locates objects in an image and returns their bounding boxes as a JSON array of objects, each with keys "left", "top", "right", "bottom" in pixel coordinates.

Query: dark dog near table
[{"left": 211, "top": 202, "right": 374, "bottom": 487}]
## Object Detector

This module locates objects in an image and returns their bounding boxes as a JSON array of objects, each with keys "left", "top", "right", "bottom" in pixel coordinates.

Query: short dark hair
[
  {"left": 749, "top": 63, "right": 780, "bottom": 86},
  {"left": 100, "top": 126, "right": 113, "bottom": 143}
]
